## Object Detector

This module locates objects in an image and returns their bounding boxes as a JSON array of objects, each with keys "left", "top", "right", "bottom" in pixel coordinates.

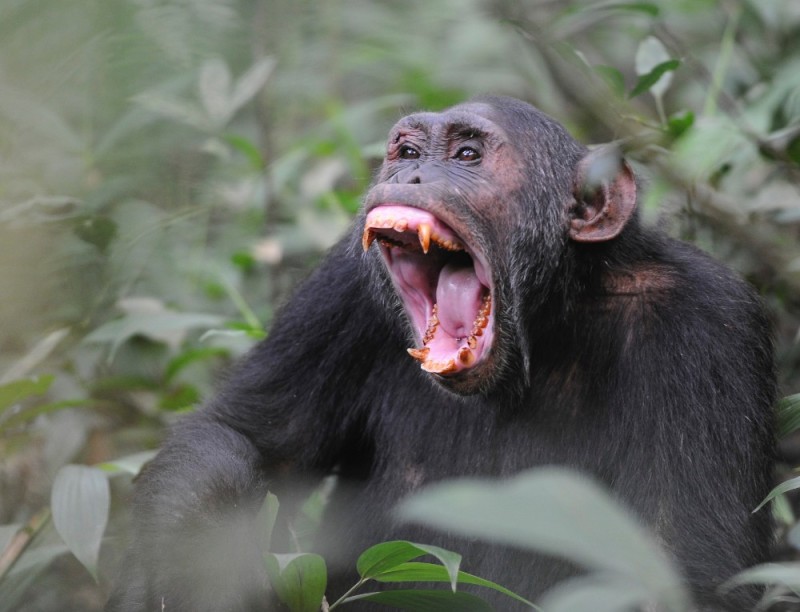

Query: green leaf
[
  {"left": 264, "top": 552, "right": 327, "bottom": 612},
  {"left": 223, "top": 134, "right": 265, "bottom": 169},
  {"left": 256, "top": 492, "right": 280, "bottom": 553},
  {"left": 594, "top": 65, "right": 626, "bottom": 98},
  {"left": 605, "top": 2, "right": 659, "bottom": 16},
  {"left": 73, "top": 215, "right": 118, "bottom": 253},
  {"left": 629, "top": 60, "right": 680, "bottom": 99},
  {"left": 373, "top": 562, "right": 538, "bottom": 609},
  {"left": 164, "top": 347, "right": 230, "bottom": 383},
  {"left": 0, "top": 375, "right": 54, "bottom": 414},
  {"left": 51, "top": 465, "right": 110, "bottom": 581},
  {"left": 667, "top": 110, "right": 695, "bottom": 139},
  {"left": 158, "top": 384, "right": 199, "bottom": 411},
  {"left": 84, "top": 311, "right": 225, "bottom": 358},
  {"left": 777, "top": 394, "right": 800, "bottom": 438},
  {"left": 753, "top": 476, "right": 800, "bottom": 513},
  {"left": 97, "top": 450, "right": 157, "bottom": 476},
  {"left": 357, "top": 541, "right": 461, "bottom": 591},
  {"left": 0, "top": 399, "right": 84, "bottom": 433},
  {"left": 399, "top": 468, "right": 690, "bottom": 612},
  {"left": 344, "top": 589, "right": 492, "bottom": 611}
]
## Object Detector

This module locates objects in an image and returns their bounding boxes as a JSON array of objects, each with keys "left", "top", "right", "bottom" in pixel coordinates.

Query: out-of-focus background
[{"left": 0, "top": 1, "right": 798, "bottom": 610}]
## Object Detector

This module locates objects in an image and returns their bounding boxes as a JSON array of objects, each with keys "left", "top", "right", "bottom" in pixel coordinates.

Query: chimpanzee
[{"left": 107, "top": 96, "right": 776, "bottom": 611}]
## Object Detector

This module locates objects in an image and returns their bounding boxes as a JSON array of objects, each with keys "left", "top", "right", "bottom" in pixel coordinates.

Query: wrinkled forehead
[{"left": 390, "top": 103, "right": 508, "bottom": 139}]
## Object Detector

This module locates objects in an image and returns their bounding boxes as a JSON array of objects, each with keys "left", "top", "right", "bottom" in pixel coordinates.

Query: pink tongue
[{"left": 436, "top": 261, "right": 482, "bottom": 337}]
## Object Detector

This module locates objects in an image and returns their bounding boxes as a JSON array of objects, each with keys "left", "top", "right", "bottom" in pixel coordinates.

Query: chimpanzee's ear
[{"left": 568, "top": 147, "right": 637, "bottom": 243}]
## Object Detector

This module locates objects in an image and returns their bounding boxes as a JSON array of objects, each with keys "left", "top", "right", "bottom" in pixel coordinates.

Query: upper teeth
[{"left": 361, "top": 218, "right": 464, "bottom": 253}]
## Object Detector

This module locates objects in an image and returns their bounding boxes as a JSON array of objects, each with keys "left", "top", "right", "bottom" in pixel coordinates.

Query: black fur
[{"left": 107, "top": 97, "right": 776, "bottom": 611}]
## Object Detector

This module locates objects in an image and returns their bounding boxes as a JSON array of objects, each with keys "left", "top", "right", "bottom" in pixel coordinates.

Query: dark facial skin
[{"left": 363, "top": 105, "right": 525, "bottom": 393}]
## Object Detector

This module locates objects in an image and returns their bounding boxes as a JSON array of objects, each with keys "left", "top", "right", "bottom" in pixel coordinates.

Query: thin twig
[{"left": 0, "top": 507, "right": 51, "bottom": 581}]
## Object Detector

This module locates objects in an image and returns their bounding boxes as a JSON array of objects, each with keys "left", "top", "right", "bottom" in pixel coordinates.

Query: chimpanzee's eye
[
  {"left": 455, "top": 146, "right": 480, "bottom": 162},
  {"left": 399, "top": 146, "right": 420, "bottom": 160}
]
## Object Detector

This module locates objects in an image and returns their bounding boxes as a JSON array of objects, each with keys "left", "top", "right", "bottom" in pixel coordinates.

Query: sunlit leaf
[
  {"left": 51, "top": 465, "right": 110, "bottom": 581},
  {"left": 264, "top": 552, "right": 326, "bottom": 612}
]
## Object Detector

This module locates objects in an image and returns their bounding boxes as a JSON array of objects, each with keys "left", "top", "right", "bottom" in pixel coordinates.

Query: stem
[
  {"left": 0, "top": 507, "right": 51, "bottom": 581},
  {"left": 703, "top": 3, "right": 741, "bottom": 117},
  {"left": 328, "top": 578, "right": 368, "bottom": 610}
]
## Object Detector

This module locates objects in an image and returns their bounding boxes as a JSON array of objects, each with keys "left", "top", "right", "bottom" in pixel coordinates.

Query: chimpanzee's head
[{"left": 362, "top": 97, "right": 637, "bottom": 394}]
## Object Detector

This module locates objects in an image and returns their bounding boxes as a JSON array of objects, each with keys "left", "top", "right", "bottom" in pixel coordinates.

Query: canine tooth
[
  {"left": 418, "top": 223, "right": 431, "bottom": 254},
  {"left": 457, "top": 346, "right": 476, "bottom": 366},
  {"left": 421, "top": 358, "right": 457, "bottom": 374},
  {"left": 394, "top": 219, "right": 408, "bottom": 232},
  {"left": 407, "top": 347, "right": 430, "bottom": 362},
  {"left": 362, "top": 227, "right": 376, "bottom": 252},
  {"left": 468, "top": 336, "right": 477, "bottom": 349}
]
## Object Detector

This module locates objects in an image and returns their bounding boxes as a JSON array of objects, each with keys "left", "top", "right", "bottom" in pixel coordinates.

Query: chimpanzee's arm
[
  {"left": 606, "top": 247, "right": 776, "bottom": 611},
  {"left": 106, "top": 232, "right": 393, "bottom": 611}
]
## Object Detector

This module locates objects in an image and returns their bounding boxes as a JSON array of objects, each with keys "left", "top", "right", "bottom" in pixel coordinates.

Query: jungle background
[{"left": 1, "top": 0, "right": 800, "bottom": 610}]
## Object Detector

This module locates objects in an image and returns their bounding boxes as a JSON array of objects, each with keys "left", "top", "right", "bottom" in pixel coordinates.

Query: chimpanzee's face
[{"left": 362, "top": 103, "right": 526, "bottom": 394}]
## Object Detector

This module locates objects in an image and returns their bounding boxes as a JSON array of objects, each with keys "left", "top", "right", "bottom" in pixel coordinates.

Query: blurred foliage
[{"left": 0, "top": 0, "right": 799, "bottom": 610}]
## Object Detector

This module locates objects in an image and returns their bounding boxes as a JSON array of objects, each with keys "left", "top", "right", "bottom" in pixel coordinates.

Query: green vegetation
[{"left": 0, "top": 1, "right": 799, "bottom": 610}]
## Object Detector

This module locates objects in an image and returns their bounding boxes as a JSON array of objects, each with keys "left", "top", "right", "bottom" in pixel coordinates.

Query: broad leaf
[
  {"left": 98, "top": 451, "right": 158, "bottom": 476},
  {"left": 374, "top": 562, "right": 538, "bottom": 609},
  {"left": 357, "top": 541, "right": 461, "bottom": 591},
  {"left": 594, "top": 65, "right": 625, "bottom": 98},
  {"left": 0, "top": 375, "right": 54, "bottom": 415},
  {"left": 540, "top": 574, "right": 654, "bottom": 612},
  {"left": 229, "top": 57, "right": 276, "bottom": 115},
  {"left": 51, "top": 465, "right": 110, "bottom": 581},
  {"left": 199, "top": 58, "right": 232, "bottom": 124},
  {"left": 399, "top": 468, "right": 690, "bottom": 612},
  {"left": 722, "top": 562, "right": 800, "bottom": 592},
  {"left": 256, "top": 492, "right": 280, "bottom": 553},
  {"left": 630, "top": 60, "right": 680, "bottom": 99},
  {"left": 264, "top": 552, "right": 326, "bottom": 612},
  {"left": 633, "top": 36, "right": 675, "bottom": 99},
  {"left": 84, "top": 311, "right": 224, "bottom": 358}
]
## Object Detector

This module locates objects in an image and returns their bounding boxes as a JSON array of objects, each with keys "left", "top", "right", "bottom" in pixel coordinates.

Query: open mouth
[{"left": 363, "top": 205, "right": 494, "bottom": 376}]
